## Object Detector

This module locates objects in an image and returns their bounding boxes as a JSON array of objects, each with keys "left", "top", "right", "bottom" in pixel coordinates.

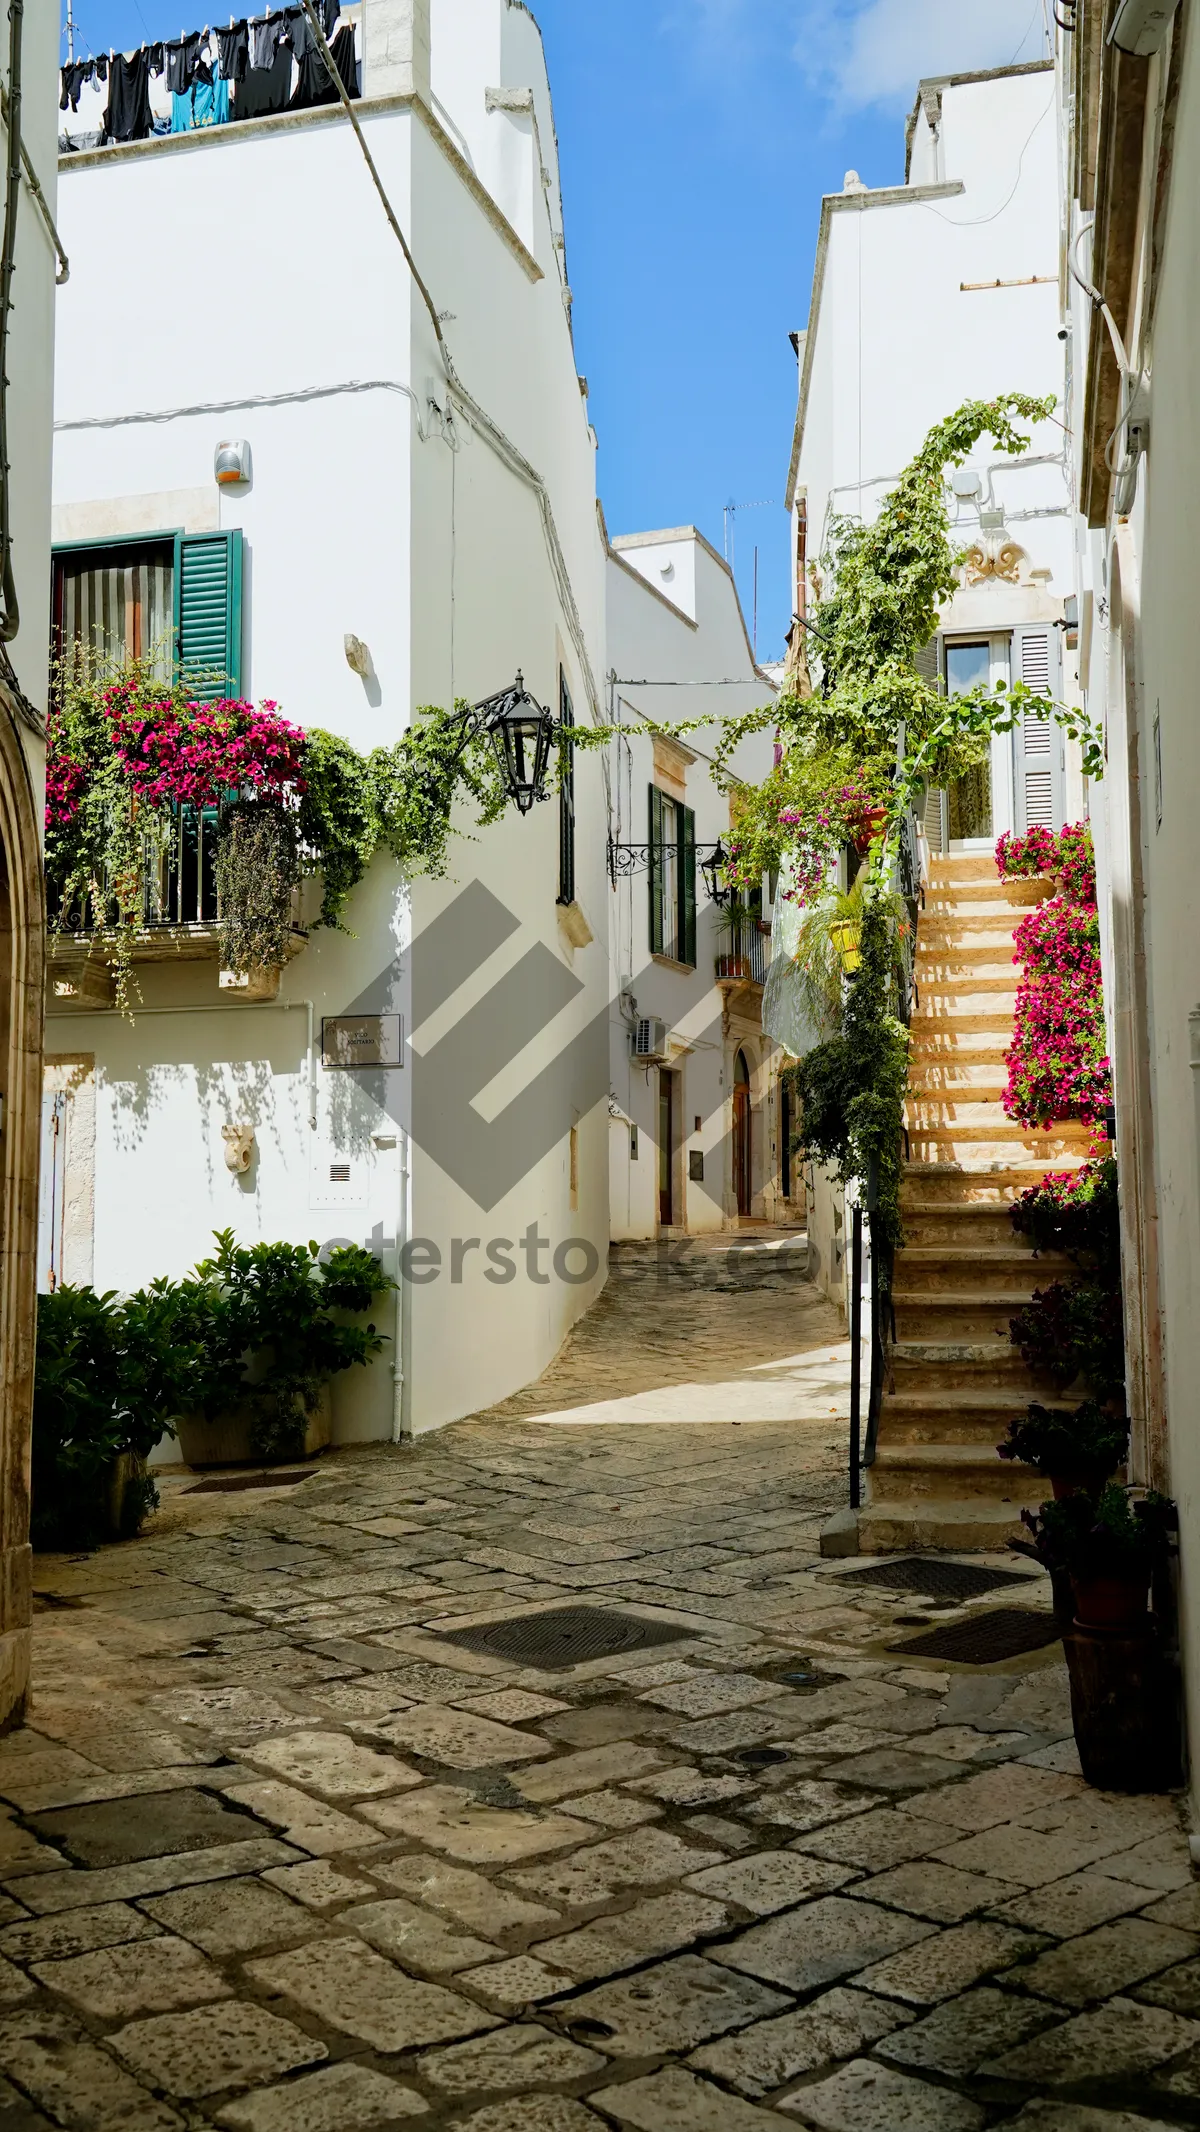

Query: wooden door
[
  {"left": 658, "top": 1069, "right": 674, "bottom": 1226},
  {"left": 733, "top": 1051, "right": 752, "bottom": 1217}
]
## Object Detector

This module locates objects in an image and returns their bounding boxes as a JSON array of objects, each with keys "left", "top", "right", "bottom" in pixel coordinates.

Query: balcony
[
  {"left": 715, "top": 912, "right": 770, "bottom": 988},
  {"left": 47, "top": 808, "right": 307, "bottom": 1008}
]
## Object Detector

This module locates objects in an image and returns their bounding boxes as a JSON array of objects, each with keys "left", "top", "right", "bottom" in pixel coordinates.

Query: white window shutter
[{"left": 1012, "top": 625, "right": 1065, "bottom": 833}]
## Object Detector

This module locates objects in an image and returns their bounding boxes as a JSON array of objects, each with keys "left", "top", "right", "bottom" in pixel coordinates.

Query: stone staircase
[{"left": 859, "top": 851, "right": 1093, "bottom": 1553}]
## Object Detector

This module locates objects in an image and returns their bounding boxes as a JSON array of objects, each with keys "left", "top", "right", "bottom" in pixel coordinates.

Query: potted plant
[
  {"left": 32, "top": 1281, "right": 194, "bottom": 1549},
  {"left": 998, "top": 1398, "right": 1128, "bottom": 1500},
  {"left": 177, "top": 1231, "right": 394, "bottom": 1468},
  {"left": 1021, "top": 1483, "right": 1173, "bottom": 1630}
]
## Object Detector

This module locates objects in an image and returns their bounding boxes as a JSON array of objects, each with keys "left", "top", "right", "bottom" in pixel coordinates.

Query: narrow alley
[{"left": 0, "top": 1244, "right": 1192, "bottom": 2131}]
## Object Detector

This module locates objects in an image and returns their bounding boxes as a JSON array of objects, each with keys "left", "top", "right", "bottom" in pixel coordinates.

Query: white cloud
[{"left": 794, "top": 0, "right": 1050, "bottom": 113}]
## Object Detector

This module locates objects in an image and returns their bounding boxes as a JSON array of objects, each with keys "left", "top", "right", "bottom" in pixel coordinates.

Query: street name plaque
[{"left": 321, "top": 1015, "right": 404, "bottom": 1069}]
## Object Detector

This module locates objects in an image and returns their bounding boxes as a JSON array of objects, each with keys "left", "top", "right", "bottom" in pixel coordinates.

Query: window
[
  {"left": 52, "top": 530, "right": 243, "bottom": 698},
  {"left": 648, "top": 784, "right": 696, "bottom": 966},
  {"left": 944, "top": 638, "right": 995, "bottom": 841},
  {"left": 557, "top": 667, "right": 575, "bottom": 905}
]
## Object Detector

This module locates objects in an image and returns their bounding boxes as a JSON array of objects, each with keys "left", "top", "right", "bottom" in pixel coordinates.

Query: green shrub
[
  {"left": 997, "top": 1398, "right": 1128, "bottom": 1480},
  {"left": 33, "top": 1235, "right": 394, "bottom": 1547},
  {"left": 1021, "top": 1483, "right": 1174, "bottom": 1580},
  {"left": 1010, "top": 1278, "right": 1125, "bottom": 1404}
]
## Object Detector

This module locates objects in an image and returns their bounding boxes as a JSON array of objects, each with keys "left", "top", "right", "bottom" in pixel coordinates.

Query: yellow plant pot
[{"left": 830, "top": 921, "right": 861, "bottom": 972}]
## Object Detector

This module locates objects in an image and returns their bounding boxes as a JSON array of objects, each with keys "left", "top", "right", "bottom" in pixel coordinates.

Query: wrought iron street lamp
[
  {"left": 475, "top": 672, "right": 556, "bottom": 815},
  {"left": 700, "top": 835, "right": 731, "bottom": 908}
]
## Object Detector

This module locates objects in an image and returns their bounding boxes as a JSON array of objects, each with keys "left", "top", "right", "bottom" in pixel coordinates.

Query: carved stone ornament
[
  {"left": 222, "top": 1124, "right": 255, "bottom": 1174},
  {"left": 962, "top": 536, "right": 1026, "bottom": 584}
]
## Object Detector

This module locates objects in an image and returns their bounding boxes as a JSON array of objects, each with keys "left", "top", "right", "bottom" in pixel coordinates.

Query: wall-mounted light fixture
[
  {"left": 214, "top": 438, "right": 251, "bottom": 486},
  {"left": 1108, "top": 0, "right": 1181, "bottom": 53}
]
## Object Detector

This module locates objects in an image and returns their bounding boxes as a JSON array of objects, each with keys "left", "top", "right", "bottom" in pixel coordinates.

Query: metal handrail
[{"left": 851, "top": 796, "right": 927, "bottom": 1493}]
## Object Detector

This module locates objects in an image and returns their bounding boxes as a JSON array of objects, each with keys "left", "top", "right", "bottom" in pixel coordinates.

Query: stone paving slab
[{"left": 6, "top": 1238, "right": 1199, "bottom": 2129}]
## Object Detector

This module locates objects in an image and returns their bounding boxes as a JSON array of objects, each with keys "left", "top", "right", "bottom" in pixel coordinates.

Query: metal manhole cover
[
  {"left": 184, "top": 1469, "right": 316, "bottom": 1495},
  {"left": 888, "top": 1608, "right": 1062, "bottom": 1664},
  {"left": 834, "top": 1558, "right": 1037, "bottom": 1603},
  {"left": 437, "top": 1605, "right": 696, "bottom": 1670}
]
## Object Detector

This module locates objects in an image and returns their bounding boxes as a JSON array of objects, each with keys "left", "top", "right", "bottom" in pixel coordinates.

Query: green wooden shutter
[
  {"left": 648, "top": 784, "right": 664, "bottom": 955},
  {"left": 557, "top": 669, "right": 576, "bottom": 905},
  {"left": 175, "top": 531, "right": 243, "bottom": 699},
  {"left": 680, "top": 803, "right": 696, "bottom": 967}
]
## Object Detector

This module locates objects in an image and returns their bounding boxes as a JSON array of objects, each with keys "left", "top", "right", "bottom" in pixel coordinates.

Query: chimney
[{"left": 363, "top": 0, "right": 431, "bottom": 102}]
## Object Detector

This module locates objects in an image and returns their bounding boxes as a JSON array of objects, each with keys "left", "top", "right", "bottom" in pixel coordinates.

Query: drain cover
[
  {"left": 184, "top": 1469, "right": 316, "bottom": 1495},
  {"left": 888, "top": 1608, "right": 1061, "bottom": 1664},
  {"left": 835, "top": 1558, "right": 1037, "bottom": 1603},
  {"left": 437, "top": 1605, "right": 695, "bottom": 1670},
  {"left": 734, "top": 1747, "right": 792, "bottom": 1769}
]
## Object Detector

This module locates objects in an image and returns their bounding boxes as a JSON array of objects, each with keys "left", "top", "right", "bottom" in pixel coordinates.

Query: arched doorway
[{"left": 732, "top": 1050, "right": 752, "bottom": 1218}]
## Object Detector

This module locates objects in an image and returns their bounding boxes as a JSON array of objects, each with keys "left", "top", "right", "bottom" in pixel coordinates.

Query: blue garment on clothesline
[{"left": 170, "top": 73, "right": 230, "bottom": 131}]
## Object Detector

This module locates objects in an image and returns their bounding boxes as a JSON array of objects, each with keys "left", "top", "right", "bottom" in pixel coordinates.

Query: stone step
[
  {"left": 913, "top": 965, "right": 1020, "bottom": 993},
  {"left": 891, "top": 1245, "right": 1070, "bottom": 1293},
  {"left": 928, "top": 854, "right": 1004, "bottom": 882},
  {"left": 918, "top": 918, "right": 1029, "bottom": 945},
  {"left": 912, "top": 1036, "right": 1014, "bottom": 1061},
  {"left": 916, "top": 984, "right": 1018, "bottom": 1010},
  {"left": 857, "top": 1495, "right": 1047, "bottom": 1554},
  {"left": 867, "top": 1440, "right": 1043, "bottom": 1504},
  {"left": 898, "top": 1162, "right": 1083, "bottom": 1204},
  {"left": 892, "top": 1289, "right": 1038, "bottom": 1340},
  {"left": 890, "top": 1339, "right": 1055, "bottom": 1390},
  {"left": 905, "top": 1099, "right": 1023, "bottom": 1132},
  {"left": 925, "top": 880, "right": 1045, "bottom": 901},
  {"left": 879, "top": 1386, "right": 1070, "bottom": 1441},
  {"left": 900, "top": 1204, "right": 1021, "bottom": 1244},
  {"left": 905, "top": 1130, "right": 1092, "bottom": 1167},
  {"left": 908, "top": 1068, "right": 1008, "bottom": 1096}
]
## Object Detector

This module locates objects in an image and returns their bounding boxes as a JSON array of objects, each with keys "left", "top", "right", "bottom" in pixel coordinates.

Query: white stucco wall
[
  {"left": 45, "top": 0, "right": 608, "bottom": 1442},
  {"left": 790, "top": 64, "right": 1078, "bottom": 845},
  {"left": 605, "top": 532, "right": 785, "bottom": 1242}
]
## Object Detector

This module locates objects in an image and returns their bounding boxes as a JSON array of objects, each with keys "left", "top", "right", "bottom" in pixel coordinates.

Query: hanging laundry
[
  {"left": 250, "top": 14, "right": 280, "bottom": 70},
  {"left": 290, "top": 18, "right": 357, "bottom": 107},
  {"left": 101, "top": 49, "right": 153, "bottom": 142},
  {"left": 147, "top": 42, "right": 165, "bottom": 74},
  {"left": 321, "top": 0, "right": 340, "bottom": 34},
  {"left": 172, "top": 60, "right": 231, "bottom": 129},
  {"left": 94, "top": 53, "right": 108, "bottom": 79},
  {"left": 234, "top": 43, "right": 291, "bottom": 116},
  {"left": 59, "top": 59, "right": 95, "bottom": 111},
  {"left": 216, "top": 20, "right": 249, "bottom": 80},
  {"left": 165, "top": 32, "right": 201, "bottom": 94}
]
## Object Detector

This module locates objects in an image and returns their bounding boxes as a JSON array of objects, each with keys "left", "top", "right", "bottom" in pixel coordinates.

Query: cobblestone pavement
[{"left": 1, "top": 1242, "right": 1195, "bottom": 2130}]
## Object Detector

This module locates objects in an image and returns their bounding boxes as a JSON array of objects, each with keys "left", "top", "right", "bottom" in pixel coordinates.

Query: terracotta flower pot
[{"left": 1071, "top": 1571, "right": 1151, "bottom": 1630}]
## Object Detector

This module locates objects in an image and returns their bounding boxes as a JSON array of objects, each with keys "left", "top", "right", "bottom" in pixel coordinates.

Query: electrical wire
[
  {"left": 915, "top": 88, "right": 1054, "bottom": 230},
  {"left": 56, "top": 377, "right": 422, "bottom": 431}
]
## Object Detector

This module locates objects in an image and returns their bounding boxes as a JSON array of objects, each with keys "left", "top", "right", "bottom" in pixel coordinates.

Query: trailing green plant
[
  {"left": 790, "top": 898, "right": 909, "bottom": 1252},
  {"left": 998, "top": 1398, "right": 1128, "bottom": 1482},
  {"left": 214, "top": 800, "right": 300, "bottom": 972},
  {"left": 1011, "top": 1154, "right": 1120, "bottom": 1276},
  {"left": 1010, "top": 1277, "right": 1126, "bottom": 1405},
  {"left": 191, "top": 1230, "right": 394, "bottom": 1462},
  {"left": 1021, "top": 1483, "right": 1174, "bottom": 1581}
]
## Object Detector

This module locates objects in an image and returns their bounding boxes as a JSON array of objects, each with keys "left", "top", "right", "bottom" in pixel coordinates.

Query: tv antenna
[{"left": 722, "top": 498, "right": 774, "bottom": 579}]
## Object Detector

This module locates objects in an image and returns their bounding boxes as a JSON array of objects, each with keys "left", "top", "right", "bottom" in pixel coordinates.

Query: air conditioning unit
[{"left": 633, "top": 1017, "right": 670, "bottom": 1062}]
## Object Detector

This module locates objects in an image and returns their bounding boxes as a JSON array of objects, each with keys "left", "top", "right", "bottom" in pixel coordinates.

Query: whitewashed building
[
  {"left": 0, "top": 0, "right": 65, "bottom": 1724},
  {"left": 1056, "top": 0, "right": 1200, "bottom": 1793},
  {"left": 782, "top": 59, "right": 1085, "bottom": 1317},
  {"left": 45, "top": 0, "right": 611, "bottom": 1444},
  {"left": 604, "top": 526, "right": 793, "bottom": 1241}
]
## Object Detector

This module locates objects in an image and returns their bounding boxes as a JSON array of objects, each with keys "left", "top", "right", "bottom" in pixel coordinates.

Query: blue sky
[{"left": 65, "top": 0, "right": 1051, "bottom": 658}]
